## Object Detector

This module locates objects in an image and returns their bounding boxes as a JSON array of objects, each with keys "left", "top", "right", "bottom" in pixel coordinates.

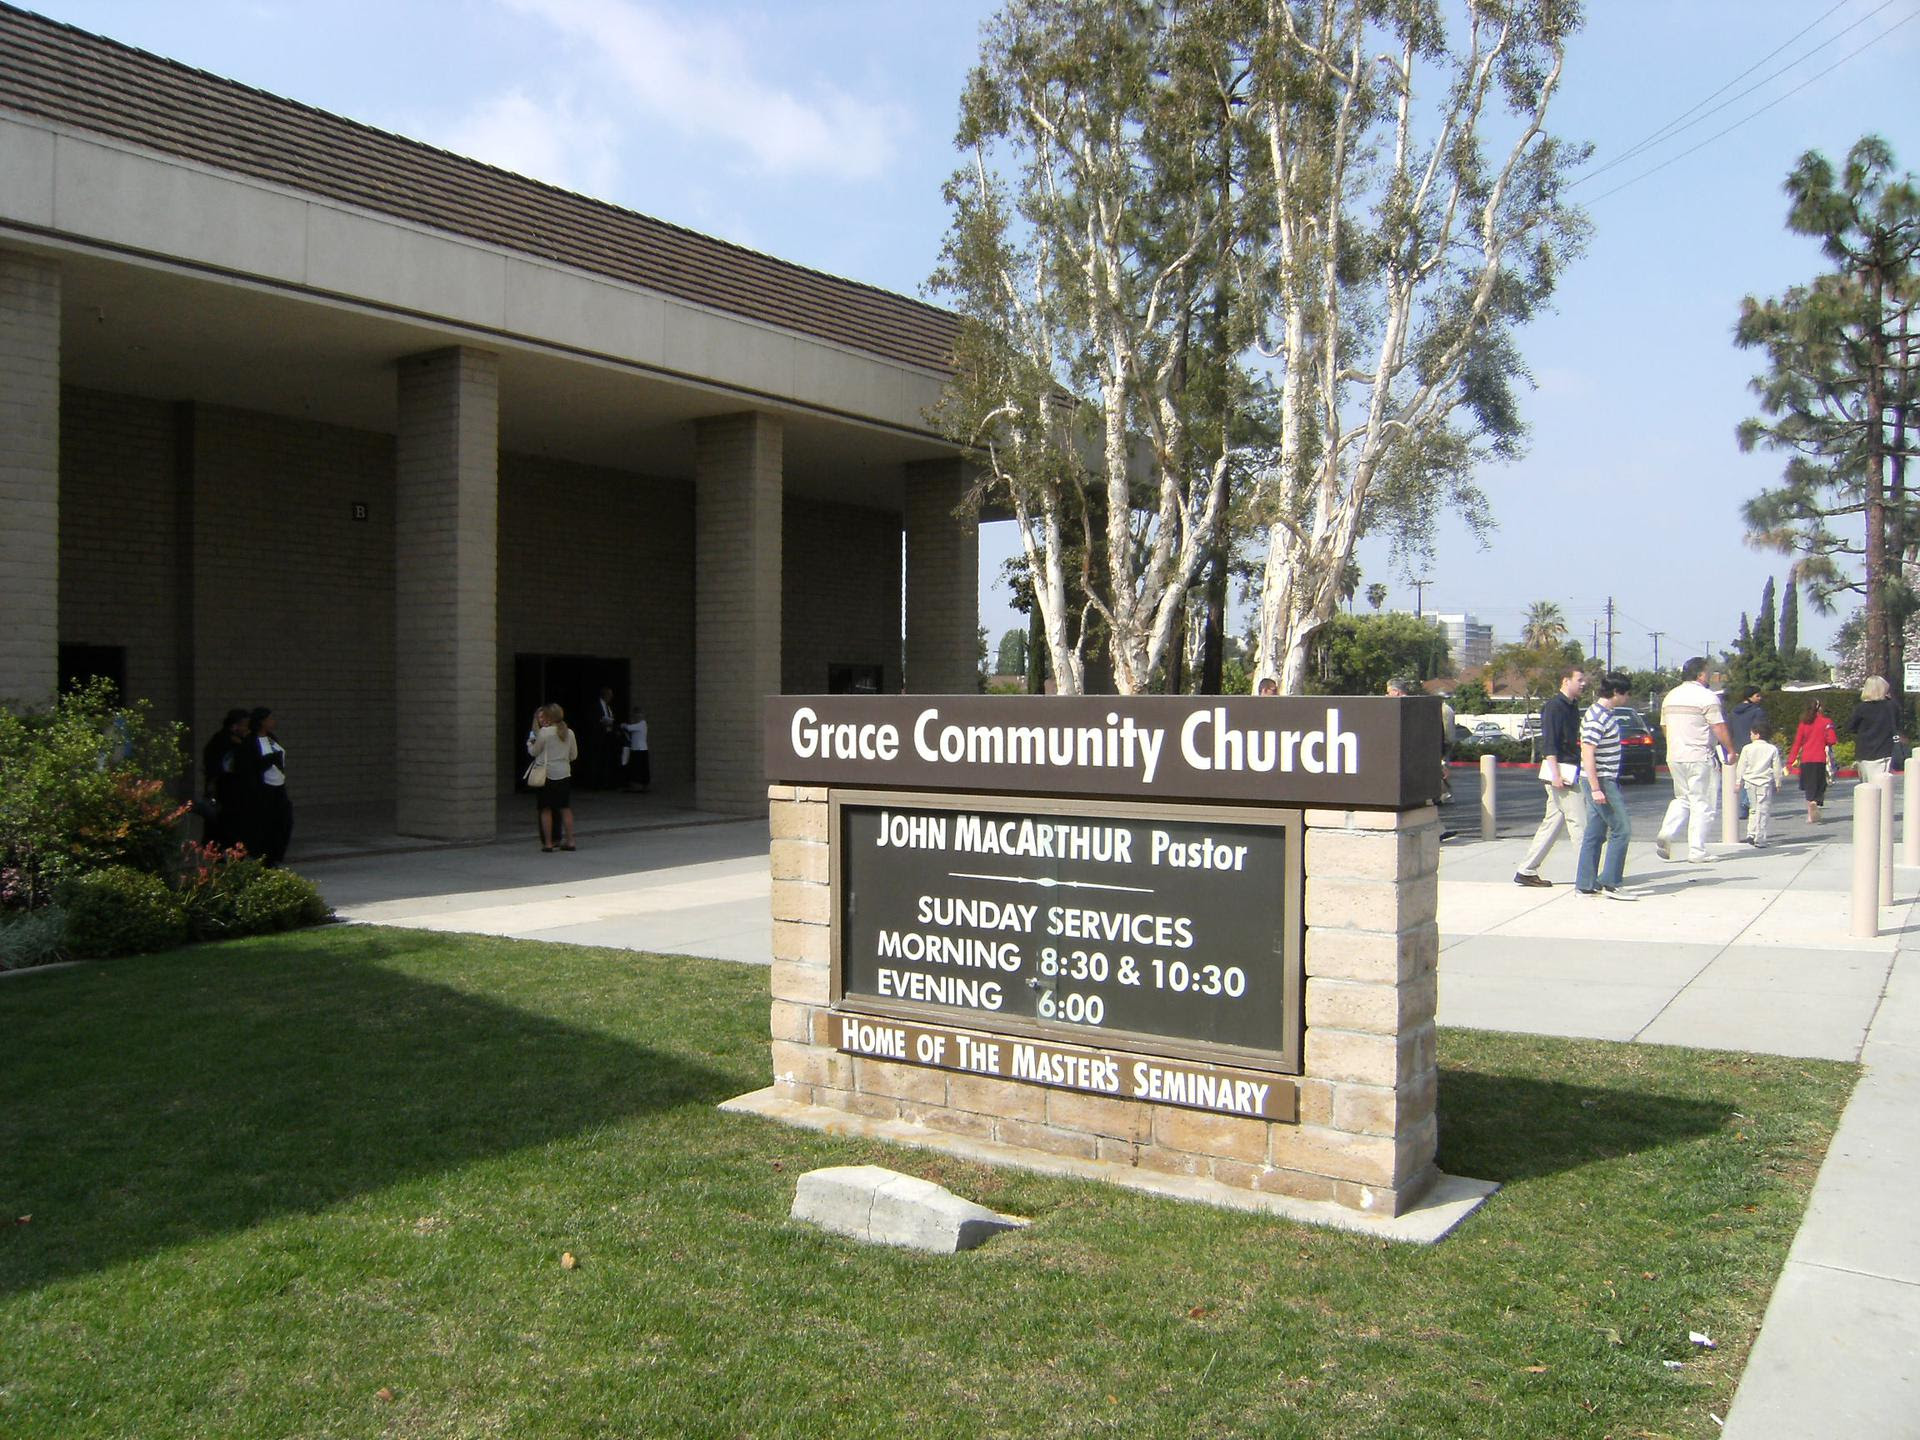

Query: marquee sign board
[
  {"left": 758, "top": 694, "right": 1444, "bottom": 1210},
  {"left": 829, "top": 790, "right": 1305, "bottom": 1093}
]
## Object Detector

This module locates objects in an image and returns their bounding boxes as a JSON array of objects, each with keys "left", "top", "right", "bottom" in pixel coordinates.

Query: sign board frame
[{"left": 827, "top": 788, "right": 1305, "bottom": 1077}]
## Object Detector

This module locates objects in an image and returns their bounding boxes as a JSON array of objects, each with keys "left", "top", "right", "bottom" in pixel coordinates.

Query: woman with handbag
[
  {"left": 1787, "top": 699, "right": 1840, "bottom": 824},
  {"left": 526, "top": 704, "right": 580, "bottom": 852}
]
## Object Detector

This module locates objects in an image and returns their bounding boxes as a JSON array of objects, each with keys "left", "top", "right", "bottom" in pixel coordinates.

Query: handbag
[{"left": 524, "top": 758, "right": 547, "bottom": 788}]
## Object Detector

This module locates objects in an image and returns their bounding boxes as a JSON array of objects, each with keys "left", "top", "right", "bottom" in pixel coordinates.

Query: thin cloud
[
  {"left": 428, "top": 88, "right": 622, "bottom": 198},
  {"left": 499, "top": 0, "right": 900, "bottom": 179}
]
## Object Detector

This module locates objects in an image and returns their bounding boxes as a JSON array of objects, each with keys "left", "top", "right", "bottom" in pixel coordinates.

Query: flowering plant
[{"left": 0, "top": 679, "right": 188, "bottom": 908}]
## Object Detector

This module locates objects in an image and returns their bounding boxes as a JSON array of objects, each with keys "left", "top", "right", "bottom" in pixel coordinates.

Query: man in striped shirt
[{"left": 1576, "top": 672, "right": 1636, "bottom": 898}]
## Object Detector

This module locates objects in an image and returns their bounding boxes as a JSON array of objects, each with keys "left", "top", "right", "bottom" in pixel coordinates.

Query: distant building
[{"left": 1434, "top": 613, "right": 1494, "bottom": 673}]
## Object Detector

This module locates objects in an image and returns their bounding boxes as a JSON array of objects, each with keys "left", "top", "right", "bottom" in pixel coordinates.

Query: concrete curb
[{"left": 722, "top": 1087, "right": 1498, "bottom": 1244}]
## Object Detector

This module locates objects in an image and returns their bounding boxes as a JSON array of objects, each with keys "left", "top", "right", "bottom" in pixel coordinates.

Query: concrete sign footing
[
  {"left": 727, "top": 1087, "right": 1497, "bottom": 1245},
  {"left": 790, "top": 1164, "right": 1027, "bottom": 1253}
]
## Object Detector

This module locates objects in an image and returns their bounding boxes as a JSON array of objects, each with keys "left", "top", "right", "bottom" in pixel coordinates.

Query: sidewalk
[
  {"left": 298, "top": 778, "right": 1920, "bottom": 1437},
  {"left": 1437, "top": 779, "right": 1918, "bottom": 1438}
]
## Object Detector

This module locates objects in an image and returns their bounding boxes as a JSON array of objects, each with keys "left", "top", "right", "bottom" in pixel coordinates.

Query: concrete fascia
[{"left": 0, "top": 111, "right": 951, "bottom": 437}]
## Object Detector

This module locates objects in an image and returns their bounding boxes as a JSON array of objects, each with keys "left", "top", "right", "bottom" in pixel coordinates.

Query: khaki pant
[
  {"left": 1658, "top": 759, "right": 1718, "bottom": 859},
  {"left": 1519, "top": 781, "right": 1586, "bottom": 876}
]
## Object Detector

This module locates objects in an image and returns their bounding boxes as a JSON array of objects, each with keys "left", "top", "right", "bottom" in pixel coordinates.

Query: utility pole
[
  {"left": 1408, "top": 577, "right": 1431, "bottom": 618},
  {"left": 1591, "top": 618, "right": 1600, "bottom": 657},
  {"left": 1649, "top": 630, "right": 1663, "bottom": 675},
  {"left": 1605, "top": 596, "right": 1616, "bottom": 672}
]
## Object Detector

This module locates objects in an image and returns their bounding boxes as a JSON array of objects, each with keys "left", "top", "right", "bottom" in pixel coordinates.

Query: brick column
[
  {"left": 695, "top": 412, "right": 782, "bottom": 814},
  {"left": 903, "top": 458, "right": 978, "bottom": 693},
  {"left": 0, "top": 251, "right": 60, "bottom": 707},
  {"left": 395, "top": 348, "right": 498, "bottom": 839},
  {"left": 1298, "top": 807, "right": 1441, "bottom": 1215}
]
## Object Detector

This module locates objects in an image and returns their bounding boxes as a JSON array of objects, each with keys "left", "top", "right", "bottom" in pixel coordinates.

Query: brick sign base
[{"left": 748, "top": 785, "right": 1442, "bottom": 1219}]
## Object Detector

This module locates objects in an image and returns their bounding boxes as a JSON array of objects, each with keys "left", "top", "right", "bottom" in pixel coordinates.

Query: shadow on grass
[
  {"left": 0, "top": 931, "right": 733, "bottom": 1298},
  {"left": 1435, "top": 1061, "right": 1729, "bottom": 1185}
]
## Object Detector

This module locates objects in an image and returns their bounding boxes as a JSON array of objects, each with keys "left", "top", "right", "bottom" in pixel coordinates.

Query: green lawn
[{"left": 0, "top": 928, "right": 1852, "bottom": 1439}]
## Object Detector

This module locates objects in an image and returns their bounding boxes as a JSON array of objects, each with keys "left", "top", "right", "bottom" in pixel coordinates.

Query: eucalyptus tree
[
  {"left": 1243, "top": 0, "right": 1588, "bottom": 691},
  {"left": 1738, "top": 136, "right": 1919, "bottom": 685},
  {"left": 930, "top": 0, "right": 1246, "bottom": 693}
]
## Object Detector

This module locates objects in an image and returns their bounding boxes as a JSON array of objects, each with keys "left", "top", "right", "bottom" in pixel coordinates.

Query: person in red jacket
[{"left": 1787, "top": 699, "right": 1840, "bottom": 824}]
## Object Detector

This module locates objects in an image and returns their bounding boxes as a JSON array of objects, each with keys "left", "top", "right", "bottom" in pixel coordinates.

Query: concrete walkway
[{"left": 296, "top": 776, "right": 1919, "bottom": 1438}]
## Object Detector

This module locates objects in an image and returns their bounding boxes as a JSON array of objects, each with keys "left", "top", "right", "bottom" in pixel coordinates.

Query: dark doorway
[
  {"left": 827, "top": 663, "right": 884, "bottom": 694},
  {"left": 512, "top": 654, "right": 629, "bottom": 790},
  {"left": 59, "top": 644, "right": 126, "bottom": 700}
]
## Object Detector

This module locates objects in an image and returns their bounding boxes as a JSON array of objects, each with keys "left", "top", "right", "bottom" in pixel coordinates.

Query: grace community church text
[{"left": 788, "top": 704, "right": 1362, "bottom": 785}]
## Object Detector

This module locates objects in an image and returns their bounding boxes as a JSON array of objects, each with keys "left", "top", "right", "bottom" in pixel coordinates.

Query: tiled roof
[{"left": 0, "top": 2, "right": 959, "bottom": 372}]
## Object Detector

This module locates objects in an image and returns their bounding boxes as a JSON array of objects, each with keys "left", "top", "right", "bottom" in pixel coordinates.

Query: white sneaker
[
  {"left": 1686, "top": 852, "right": 1715, "bottom": 864},
  {"left": 1602, "top": 888, "right": 1638, "bottom": 902}
]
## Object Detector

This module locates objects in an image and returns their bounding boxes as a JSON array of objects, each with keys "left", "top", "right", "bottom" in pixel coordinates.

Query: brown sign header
[
  {"left": 833, "top": 1013, "right": 1299, "bottom": 1122},
  {"left": 767, "top": 695, "right": 1439, "bottom": 808}
]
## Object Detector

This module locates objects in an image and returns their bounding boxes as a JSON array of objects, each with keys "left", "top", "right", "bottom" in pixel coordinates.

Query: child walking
[{"left": 1738, "top": 722, "right": 1788, "bottom": 847}]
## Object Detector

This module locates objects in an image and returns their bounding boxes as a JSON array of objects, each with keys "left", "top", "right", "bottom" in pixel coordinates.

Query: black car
[{"left": 1611, "top": 706, "right": 1658, "bottom": 783}]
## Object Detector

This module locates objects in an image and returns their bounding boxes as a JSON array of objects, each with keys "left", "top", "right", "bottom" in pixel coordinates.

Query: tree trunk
[
  {"left": 1201, "top": 551, "right": 1226, "bottom": 693},
  {"left": 1867, "top": 265, "right": 1891, "bottom": 684},
  {"left": 1892, "top": 305, "right": 1910, "bottom": 692}
]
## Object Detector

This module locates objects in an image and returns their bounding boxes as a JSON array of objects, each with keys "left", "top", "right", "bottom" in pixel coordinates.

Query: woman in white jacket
[{"left": 527, "top": 704, "right": 580, "bottom": 852}]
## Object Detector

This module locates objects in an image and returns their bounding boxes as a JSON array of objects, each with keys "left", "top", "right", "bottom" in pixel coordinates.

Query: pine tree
[
  {"left": 1753, "top": 577, "right": 1779, "bottom": 665},
  {"left": 1779, "top": 571, "right": 1800, "bottom": 656},
  {"left": 1739, "top": 135, "right": 1920, "bottom": 684}
]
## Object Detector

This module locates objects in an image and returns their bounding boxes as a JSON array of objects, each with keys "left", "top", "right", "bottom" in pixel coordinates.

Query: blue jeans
[{"left": 1578, "top": 777, "right": 1632, "bottom": 891}]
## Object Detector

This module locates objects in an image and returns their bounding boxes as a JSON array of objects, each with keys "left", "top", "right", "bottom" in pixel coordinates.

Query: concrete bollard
[
  {"left": 1853, "top": 782, "right": 1882, "bottom": 938},
  {"left": 1905, "top": 766, "right": 1920, "bottom": 869},
  {"left": 1720, "top": 761, "right": 1740, "bottom": 845},
  {"left": 1877, "top": 772, "right": 1896, "bottom": 905},
  {"left": 1480, "top": 755, "right": 1497, "bottom": 842}
]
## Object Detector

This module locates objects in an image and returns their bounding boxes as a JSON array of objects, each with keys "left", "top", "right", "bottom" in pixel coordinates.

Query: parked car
[
  {"left": 1611, "top": 706, "right": 1658, "bottom": 783},
  {"left": 1470, "top": 721, "right": 1508, "bottom": 744}
]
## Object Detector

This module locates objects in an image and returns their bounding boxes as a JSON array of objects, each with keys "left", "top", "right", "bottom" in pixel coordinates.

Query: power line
[
  {"left": 1588, "top": 10, "right": 1920, "bottom": 205},
  {"left": 1569, "top": 0, "right": 1895, "bottom": 190}
]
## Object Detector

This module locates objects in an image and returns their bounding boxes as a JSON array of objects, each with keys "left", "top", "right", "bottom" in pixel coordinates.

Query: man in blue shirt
[{"left": 1515, "top": 664, "right": 1587, "bottom": 887}]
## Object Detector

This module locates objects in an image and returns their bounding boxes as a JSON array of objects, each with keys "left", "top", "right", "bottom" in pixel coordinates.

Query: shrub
[
  {"left": 230, "top": 867, "right": 329, "bottom": 935},
  {"left": 60, "top": 866, "right": 187, "bottom": 958},
  {"left": 0, "top": 679, "right": 188, "bottom": 907},
  {"left": 1455, "top": 740, "right": 1535, "bottom": 764},
  {"left": 177, "top": 841, "right": 265, "bottom": 941},
  {"left": 0, "top": 904, "right": 67, "bottom": 970},
  {"left": 1830, "top": 740, "right": 1857, "bottom": 771}
]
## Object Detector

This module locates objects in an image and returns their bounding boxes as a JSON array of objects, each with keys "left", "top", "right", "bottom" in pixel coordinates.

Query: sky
[{"left": 23, "top": 0, "right": 1920, "bottom": 674}]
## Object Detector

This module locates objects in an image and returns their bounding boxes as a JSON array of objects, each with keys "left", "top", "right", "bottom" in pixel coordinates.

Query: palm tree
[
  {"left": 1366, "top": 583, "right": 1388, "bottom": 612},
  {"left": 1522, "top": 601, "right": 1569, "bottom": 650}
]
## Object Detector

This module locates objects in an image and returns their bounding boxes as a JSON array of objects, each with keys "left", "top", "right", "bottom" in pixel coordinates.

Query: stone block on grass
[{"left": 791, "top": 1165, "right": 1027, "bottom": 1253}]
